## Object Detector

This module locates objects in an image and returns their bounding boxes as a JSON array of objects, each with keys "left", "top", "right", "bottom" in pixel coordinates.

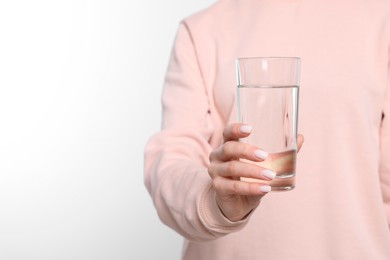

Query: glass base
[
  {"left": 269, "top": 174, "right": 295, "bottom": 191},
  {"left": 271, "top": 184, "right": 295, "bottom": 191},
  {"left": 241, "top": 174, "right": 295, "bottom": 192}
]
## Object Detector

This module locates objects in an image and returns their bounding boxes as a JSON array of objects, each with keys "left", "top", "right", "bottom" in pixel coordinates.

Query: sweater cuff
[{"left": 198, "top": 182, "right": 252, "bottom": 236}]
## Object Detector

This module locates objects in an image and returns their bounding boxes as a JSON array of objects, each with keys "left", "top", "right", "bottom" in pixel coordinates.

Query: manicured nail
[
  {"left": 260, "top": 185, "right": 271, "bottom": 193},
  {"left": 262, "top": 169, "right": 276, "bottom": 180},
  {"left": 239, "top": 125, "right": 252, "bottom": 134},
  {"left": 254, "top": 149, "right": 268, "bottom": 160}
]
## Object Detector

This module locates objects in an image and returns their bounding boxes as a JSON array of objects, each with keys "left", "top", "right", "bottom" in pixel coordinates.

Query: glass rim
[{"left": 236, "top": 56, "right": 301, "bottom": 62}]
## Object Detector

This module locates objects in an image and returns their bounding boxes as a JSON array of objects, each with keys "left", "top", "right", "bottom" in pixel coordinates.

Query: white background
[{"left": 0, "top": 0, "right": 215, "bottom": 259}]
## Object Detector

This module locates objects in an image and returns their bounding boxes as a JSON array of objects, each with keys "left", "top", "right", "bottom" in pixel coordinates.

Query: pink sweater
[{"left": 144, "top": 0, "right": 390, "bottom": 259}]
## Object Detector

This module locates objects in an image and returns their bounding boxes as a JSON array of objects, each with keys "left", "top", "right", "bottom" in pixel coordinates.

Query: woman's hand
[{"left": 208, "top": 123, "right": 304, "bottom": 222}]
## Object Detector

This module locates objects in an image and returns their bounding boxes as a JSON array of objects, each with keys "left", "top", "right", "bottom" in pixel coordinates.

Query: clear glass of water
[{"left": 236, "top": 57, "right": 301, "bottom": 191}]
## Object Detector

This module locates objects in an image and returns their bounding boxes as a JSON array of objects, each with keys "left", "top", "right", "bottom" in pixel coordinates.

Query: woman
[{"left": 145, "top": 0, "right": 390, "bottom": 259}]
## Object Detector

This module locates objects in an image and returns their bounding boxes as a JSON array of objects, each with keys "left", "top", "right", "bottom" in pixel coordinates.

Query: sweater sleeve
[
  {"left": 144, "top": 23, "right": 250, "bottom": 242},
  {"left": 380, "top": 53, "right": 390, "bottom": 225}
]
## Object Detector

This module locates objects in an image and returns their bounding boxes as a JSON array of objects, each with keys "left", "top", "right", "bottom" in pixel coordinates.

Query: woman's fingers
[
  {"left": 213, "top": 176, "right": 271, "bottom": 196},
  {"left": 210, "top": 141, "right": 268, "bottom": 162},
  {"left": 208, "top": 159, "right": 276, "bottom": 181},
  {"left": 223, "top": 123, "right": 253, "bottom": 142}
]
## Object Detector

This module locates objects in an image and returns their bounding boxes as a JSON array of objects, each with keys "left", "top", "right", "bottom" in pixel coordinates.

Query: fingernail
[
  {"left": 239, "top": 125, "right": 252, "bottom": 134},
  {"left": 254, "top": 149, "right": 268, "bottom": 160},
  {"left": 262, "top": 169, "right": 276, "bottom": 180},
  {"left": 260, "top": 185, "right": 271, "bottom": 193}
]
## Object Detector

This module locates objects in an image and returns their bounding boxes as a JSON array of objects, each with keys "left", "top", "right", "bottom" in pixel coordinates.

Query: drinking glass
[{"left": 236, "top": 57, "right": 301, "bottom": 191}]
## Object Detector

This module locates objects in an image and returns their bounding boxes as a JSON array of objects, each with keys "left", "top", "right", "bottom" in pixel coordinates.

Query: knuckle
[
  {"left": 220, "top": 143, "right": 228, "bottom": 155},
  {"left": 222, "top": 130, "right": 229, "bottom": 140},
  {"left": 242, "top": 145, "right": 252, "bottom": 157},
  {"left": 208, "top": 163, "right": 220, "bottom": 179},
  {"left": 249, "top": 183, "right": 259, "bottom": 195},
  {"left": 209, "top": 150, "right": 216, "bottom": 162},
  {"left": 207, "top": 164, "right": 214, "bottom": 178},
  {"left": 221, "top": 141, "right": 233, "bottom": 155},
  {"left": 232, "top": 181, "right": 240, "bottom": 195},
  {"left": 250, "top": 164, "right": 262, "bottom": 177},
  {"left": 212, "top": 177, "right": 222, "bottom": 191},
  {"left": 222, "top": 124, "right": 234, "bottom": 140},
  {"left": 226, "top": 160, "right": 238, "bottom": 175}
]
